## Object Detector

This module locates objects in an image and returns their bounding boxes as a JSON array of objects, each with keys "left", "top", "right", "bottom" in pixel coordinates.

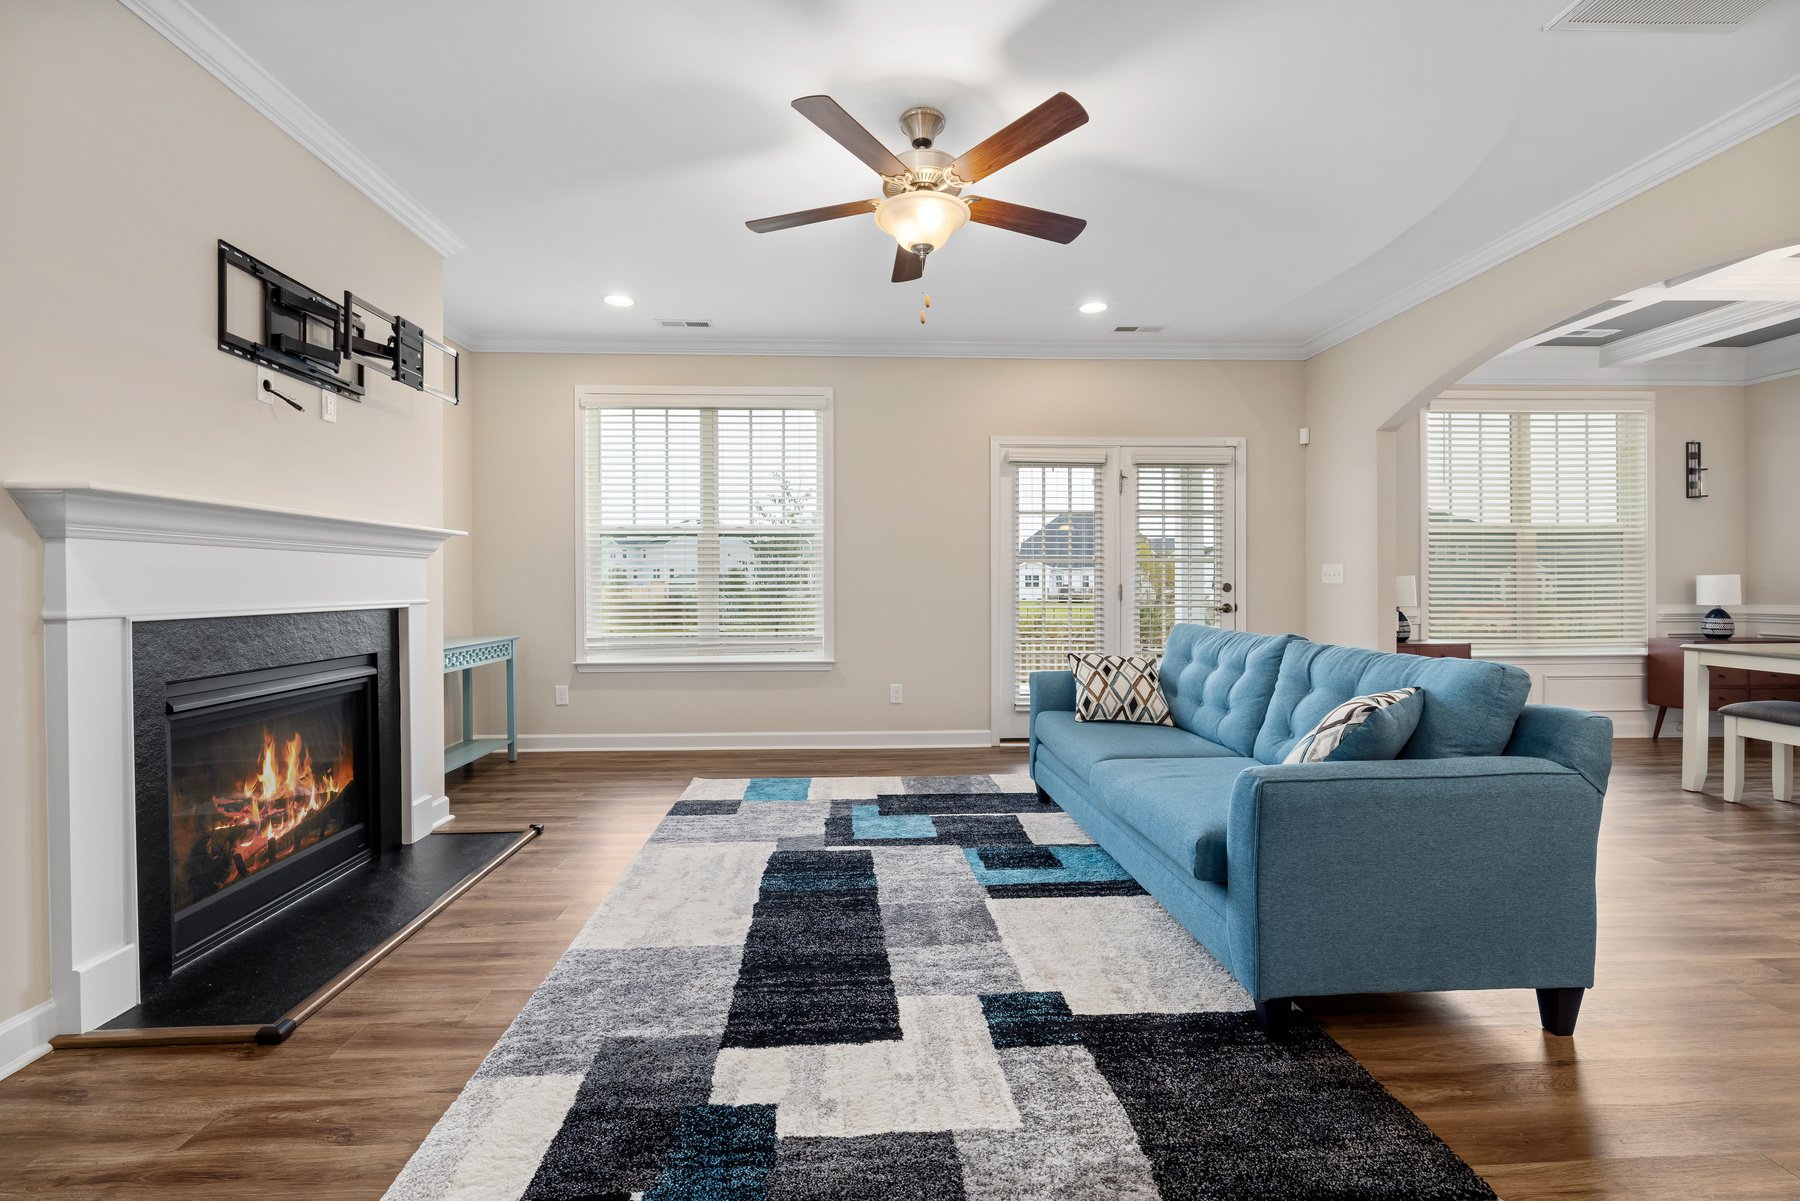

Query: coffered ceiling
[{"left": 146, "top": 0, "right": 1800, "bottom": 357}]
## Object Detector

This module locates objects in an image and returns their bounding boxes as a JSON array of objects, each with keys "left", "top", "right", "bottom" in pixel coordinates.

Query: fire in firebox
[{"left": 173, "top": 716, "right": 359, "bottom": 912}]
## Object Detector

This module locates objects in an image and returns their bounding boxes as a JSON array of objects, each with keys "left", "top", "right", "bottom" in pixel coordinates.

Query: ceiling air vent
[
  {"left": 1543, "top": 0, "right": 1771, "bottom": 30},
  {"left": 1113, "top": 325, "right": 1166, "bottom": 334},
  {"left": 656, "top": 319, "right": 713, "bottom": 328}
]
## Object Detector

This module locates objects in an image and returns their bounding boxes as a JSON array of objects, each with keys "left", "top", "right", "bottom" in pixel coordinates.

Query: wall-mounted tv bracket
[
  {"left": 341, "top": 293, "right": 461, "bottom": 405},
  {"left": 217, "top": 241, "right": 365, "bottom": 400}
]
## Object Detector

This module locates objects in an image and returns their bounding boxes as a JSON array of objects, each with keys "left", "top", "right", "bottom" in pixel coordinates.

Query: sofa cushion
[
  {"left": 1253, "top": 641, "right": 1532, "bottom": 764},
  {"left": 1089, "top": 757, "right": 1257, "bottom": 884},
  {"left": 1158, "top": 625, "right": 1295, "bottom": 756},
  {"left": 1033, "top": 710, "right": 1239, "bottom": 784}
]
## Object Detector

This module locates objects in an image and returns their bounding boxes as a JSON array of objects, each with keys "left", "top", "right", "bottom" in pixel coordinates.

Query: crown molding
[
  {"left": 1459, "top": 331, "right": 1800, "bottom": 387},
  {"left": 117, "top": 0, "right": 464, "bottom": 257},
  {"left": 1300, "top": 72, "right": 1800, "bottom": 358},
  {"left": 447, "top": 332, "right": 1311, "bottom": 361}
]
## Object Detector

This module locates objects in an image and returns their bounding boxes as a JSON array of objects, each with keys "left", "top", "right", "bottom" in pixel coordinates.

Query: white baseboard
[
  {"left": 507, "top": 730, "right": 997, "bottom": 752},
  {"left": 0, "top": 1000, "right": 58, "bottom": 1081}
]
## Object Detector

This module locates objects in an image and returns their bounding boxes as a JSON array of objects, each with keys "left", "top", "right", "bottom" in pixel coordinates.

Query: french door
[{"left": 991, "top": 439, "right": 1244, "bottom": 739}]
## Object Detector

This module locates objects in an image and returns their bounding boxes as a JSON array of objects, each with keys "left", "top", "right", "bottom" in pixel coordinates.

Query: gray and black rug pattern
[{"left": 385, "top": 774, "right": 1495, "bottom": 1201}]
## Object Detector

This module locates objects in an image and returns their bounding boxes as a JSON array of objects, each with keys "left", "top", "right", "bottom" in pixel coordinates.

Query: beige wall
[
  {"left": 1391, "top": 386, "right": 1755, "bottom": 625},
  {"left": 1302, "top": 116, "right": 1800, "bottom": 649},
  {"left": 467, "top": 354, "right": 1304, "bottom": 741},
  {"left": 0, "top": 1, "right": 446, "bottom": 1030},
  {"left": 1746, "top": 373, "right": 1800, "bottom": 604},
  {"left": 442, "top": 346, "right": 477, "bottom": 741}
]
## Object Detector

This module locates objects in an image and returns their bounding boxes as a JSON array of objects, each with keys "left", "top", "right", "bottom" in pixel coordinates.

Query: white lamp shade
[
  {"left": 1394, "top": 575, "right": 1419, "bottom": 608},
  {"left": 873, "top": 190, "right": 969, "bottom": 253},
  {"left": 1695, "top": 574, "right": 1742, "bottom": 607}
]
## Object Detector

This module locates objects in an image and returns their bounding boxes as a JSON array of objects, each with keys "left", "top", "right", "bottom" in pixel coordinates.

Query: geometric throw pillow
[
  {"left": 1282, "top": 687, "right": 1424, "bottom": 764},
  {"left": 1069, "top": 653, "right": 1174, "bottom": 725}
]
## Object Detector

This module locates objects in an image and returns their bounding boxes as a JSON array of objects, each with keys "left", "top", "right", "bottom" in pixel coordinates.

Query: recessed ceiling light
[
  {"left": 1079, "top": 300, "right": 1108, "bottom": 314},
  {"left": 603, "top": 294, "right": 635, "bottom": 308}
]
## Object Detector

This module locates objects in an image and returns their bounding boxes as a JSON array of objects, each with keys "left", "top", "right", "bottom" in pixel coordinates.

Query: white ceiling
[{"left": 172, "top": 0, "right": 1800, "bottom": 356}]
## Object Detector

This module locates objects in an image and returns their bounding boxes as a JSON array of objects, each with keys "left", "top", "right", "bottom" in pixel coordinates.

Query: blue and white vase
[
  {"left": 1396, "top": 607, "right": 1411, "bottom": 643},
  {"left": 1701, "top": 608, "right": 1734, "bottom": 640}
]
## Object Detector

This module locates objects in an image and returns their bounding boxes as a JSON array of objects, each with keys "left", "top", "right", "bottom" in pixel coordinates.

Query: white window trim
[
  {"left": 988, "top": 435, "right": 1248, "bottom": 741},
  {"left": 1421, "top": 390, "right": 1656, "bottom": 656},
  {"left": 572, "top": 384, "right": 835, "bottom": 673}
]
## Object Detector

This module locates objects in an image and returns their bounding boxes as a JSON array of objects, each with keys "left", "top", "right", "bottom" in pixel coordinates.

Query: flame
[{"left": 210, "top": 726, "right": 353, "bottom": 865}]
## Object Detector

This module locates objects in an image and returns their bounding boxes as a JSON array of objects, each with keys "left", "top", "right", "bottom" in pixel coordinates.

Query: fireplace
[
  {"left": 165, "top": 656, "right": 378, "bottom": 964},
  {"left": 133, "top": 609, "right": 404, "bottom": 993}
]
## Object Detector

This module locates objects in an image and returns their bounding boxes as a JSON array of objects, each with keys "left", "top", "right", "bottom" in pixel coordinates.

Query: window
[
  {"left": 1424, "top": 400, "right": 1649, "bottom": 652},
  {"left": 576, "top": 386, "right": 831, "bottom": 668}
]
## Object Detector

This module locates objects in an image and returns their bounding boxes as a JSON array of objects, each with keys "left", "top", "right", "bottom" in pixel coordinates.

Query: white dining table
[{"left": 1681, "top": 641, "right": 1800, "bottom": 791}]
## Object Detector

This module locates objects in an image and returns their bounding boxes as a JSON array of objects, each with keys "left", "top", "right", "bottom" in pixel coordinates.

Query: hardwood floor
[{"left": 3, "top": 740, "right": 1799, "bottom": 1199}]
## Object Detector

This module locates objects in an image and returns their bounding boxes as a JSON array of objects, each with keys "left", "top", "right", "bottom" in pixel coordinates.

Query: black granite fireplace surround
[{"left": 133, "top": 610, "right": 402, "bottom": 994}]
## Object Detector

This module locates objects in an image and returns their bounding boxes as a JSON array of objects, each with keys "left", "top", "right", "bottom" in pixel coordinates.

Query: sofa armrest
[
  {"left": 1506, "top": 704, "right": 1614, "bottom": 793},
  {"left": 1027, "top": 670, "right": 1077, "bottom": 778},
  {"left": 1224, "top": 757, "right": 1603, "bottom": 1001}
]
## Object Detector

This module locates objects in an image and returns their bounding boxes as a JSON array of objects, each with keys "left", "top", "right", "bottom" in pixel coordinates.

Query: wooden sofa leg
[
  {"left": 1536, "top": 987, "right": 1584, "bottom": 1036},
  {"left": 1254, "top": 998, "right": 1295, "bottom": 1037}
]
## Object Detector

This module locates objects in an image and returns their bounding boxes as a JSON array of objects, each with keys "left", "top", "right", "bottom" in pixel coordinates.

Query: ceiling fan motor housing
[{"left": 884, "top": 148, "right": 962, "bottom": 197}]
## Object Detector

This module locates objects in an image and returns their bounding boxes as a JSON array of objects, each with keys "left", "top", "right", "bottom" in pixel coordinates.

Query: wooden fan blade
[
  {"left": 891, "top": 245, "right": 925, "bottom": 283},
  {"left": 746, "top": 200, "right": 874, "bottom": 234},
  {"left": 967, "top": 197, "right": 1087, "bottom": 244},
  {"left": 792, "top": 96, "right": 910, "bottom": 177},
  {"left": 950, "top": 93, "right": 1088, "bottom": 184}
]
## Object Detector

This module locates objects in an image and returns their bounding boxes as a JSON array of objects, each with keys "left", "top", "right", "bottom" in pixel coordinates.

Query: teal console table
[{"left": 444, "top": 635, "right": 518, "bottom": 772}]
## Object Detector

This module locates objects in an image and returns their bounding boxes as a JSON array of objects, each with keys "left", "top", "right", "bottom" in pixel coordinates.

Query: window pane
[
  {"left": 1133, "top": 463, "right": 1225, "bottom": 654},
  {"left": 1425, "top": 407, "right": 1647, "bottom": 651},
  {"left": 583, "top": 402, "right": 826, "bottom": 660}
]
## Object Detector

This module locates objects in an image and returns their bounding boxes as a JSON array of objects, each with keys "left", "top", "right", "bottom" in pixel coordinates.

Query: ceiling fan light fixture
[{"left": 873, "top": 190, "right": 969, "bottom": 255}]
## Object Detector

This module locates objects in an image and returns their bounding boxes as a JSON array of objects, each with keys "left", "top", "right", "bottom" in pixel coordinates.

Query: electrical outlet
[
  {"left": 321, "top": 391, "right": 338, "bottom": 423},
  {"left": 1321, "top": 563, "right": 1344, "bottom": 585},
  {"left": 889, "top": 683, "right": 903, "bottom": 704},
  {"left": 554, "top": 684, "right": 570, "bottom": 706}
]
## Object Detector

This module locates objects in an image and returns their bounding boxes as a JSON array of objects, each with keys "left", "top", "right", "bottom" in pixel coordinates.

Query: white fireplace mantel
[{"left": 6, "top": 483, "right": 463, "bottom": 1036}]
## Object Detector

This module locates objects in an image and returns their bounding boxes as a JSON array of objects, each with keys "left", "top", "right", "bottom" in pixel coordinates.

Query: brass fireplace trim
[{"left": 49, "top": 823, "right": 543, "bottom": 1051}]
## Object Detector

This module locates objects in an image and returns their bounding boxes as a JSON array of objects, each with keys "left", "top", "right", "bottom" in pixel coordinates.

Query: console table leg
[{"left": 505, "top": 656, "right": 518, "bottom": 762}]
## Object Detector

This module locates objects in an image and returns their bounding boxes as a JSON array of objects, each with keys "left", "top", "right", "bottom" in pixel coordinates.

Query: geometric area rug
[{"left": 384, "top": 775, "right": 1496, "bottom": 1201}]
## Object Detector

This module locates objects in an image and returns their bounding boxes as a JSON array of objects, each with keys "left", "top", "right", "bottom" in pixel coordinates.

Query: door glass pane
[
  {"left": 1133, "top": 462, "right": 1226, "bottom": 654},
  {"left": 1013, "top": 464, "right": 1104, "bottom": 708}
]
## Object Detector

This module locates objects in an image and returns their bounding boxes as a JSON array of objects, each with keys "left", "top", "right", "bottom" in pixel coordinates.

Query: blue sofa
[{"left": 1028, "top": 624, "right": 1611, "bottom": 1035}]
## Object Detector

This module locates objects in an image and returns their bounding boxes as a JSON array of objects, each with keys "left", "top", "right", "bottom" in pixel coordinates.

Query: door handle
[{"left": 1216, "top": 602, "right": 1237, "bottom": 615}]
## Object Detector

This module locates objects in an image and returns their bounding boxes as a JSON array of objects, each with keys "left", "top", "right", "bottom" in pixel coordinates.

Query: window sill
[{"left": 573, "top": 658, "right": 836, "bottom": 674}]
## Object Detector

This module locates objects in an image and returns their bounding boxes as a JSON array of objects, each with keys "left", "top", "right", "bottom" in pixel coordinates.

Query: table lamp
[
  {"left": 1395, "top": 575, "right": 1418, "bottom": 643},
  {"left": 1695, "top": 574, "right": 1741, "bottom": 640}
]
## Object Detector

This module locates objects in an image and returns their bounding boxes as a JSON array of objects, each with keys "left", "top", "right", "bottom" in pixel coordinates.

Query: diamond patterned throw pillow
[
  {"left": 1283, "top": 687, "right": 1423, "bottom": 764},
  {"left": 1069, "top": 653, "right": 1174, "bottom": 725}
]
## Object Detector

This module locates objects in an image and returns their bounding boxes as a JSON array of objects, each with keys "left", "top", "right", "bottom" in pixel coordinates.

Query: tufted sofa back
[
  {"left": 1159, "top": 625, "right": 1295, "bottom": 756},
  {"left": 1251, "top": 640, "right": 1532, "bottom": 764}
]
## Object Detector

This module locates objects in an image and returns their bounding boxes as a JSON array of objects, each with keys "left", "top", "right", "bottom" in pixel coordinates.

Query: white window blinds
[
  {"left": 1010, "top": 459, "right": 1105, "bottom": 707},
  {"left": 580, "top": 396, "right": 827, "bottom": 663},
  {"left": 1425, "top": 405, "right": 1648, "bottom": 651},
  {"left": 1132, "top": 461, "right": 1228, "bottom": 654}
]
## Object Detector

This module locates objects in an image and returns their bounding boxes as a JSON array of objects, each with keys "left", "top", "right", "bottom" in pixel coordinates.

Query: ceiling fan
[{"left": 747, "top": 93, "right": 1090, "bottom": 283}]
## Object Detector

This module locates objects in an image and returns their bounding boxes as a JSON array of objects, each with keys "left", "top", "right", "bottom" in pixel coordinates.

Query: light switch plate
[{"left": 1322, "top": 563, "right": 1345, "bottom": 585}]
